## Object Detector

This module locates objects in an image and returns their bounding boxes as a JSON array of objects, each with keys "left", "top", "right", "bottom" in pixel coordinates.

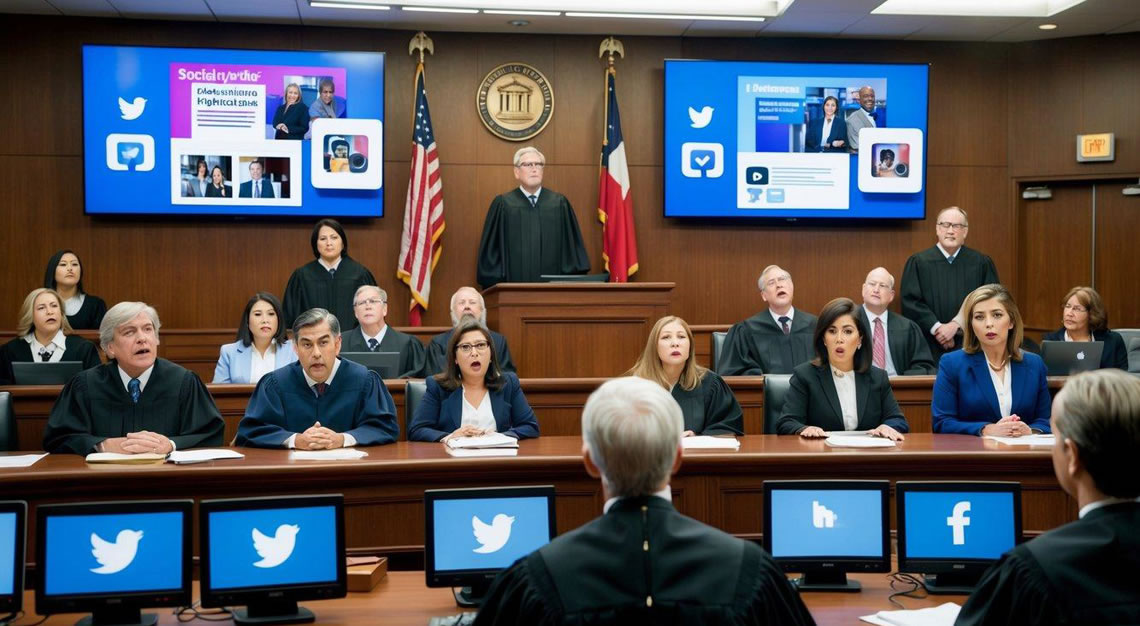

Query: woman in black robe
[
  {"left": 282, "top": 219, "right": 377, "bottom": 330},
  {"left": 627, "top": 315, "right": 743, "bottom": 436},
  {"left": 43, "top": 249, "right": 107, "bottom": 330},
  {"left": 0, "top": 288, "right": 101, "bottom": 385}
]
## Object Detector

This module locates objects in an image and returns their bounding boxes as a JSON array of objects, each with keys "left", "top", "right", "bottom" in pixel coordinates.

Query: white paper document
[
  {"left": 825, "top": 435, "right": 897, "bottom": 448},
  {"left": 167, "top": 449, "right": 245, "bottom": 464},
  {"left": 445, "top": 446, "right": 519, "bottom": 458},
  {"left": 985, "top": 434, "right": 1055, "bottom": 446},
  {"left": 446, "top": 433, "right": 519, "bottom": 450},
  {"left": 0, "top": 453, "right": 49, "bottom": 468},
  {"left": 681, "top": 436, "right": 741, "bottom": 450},
  {"left": 290, "top": 448, "right": 369, "bottom": 460},
  {"left": 85, "top": 452, "right": 167, "bottom": 464},
  {"left": 860, "top": 601, "right": 961, "bottom": 625}
]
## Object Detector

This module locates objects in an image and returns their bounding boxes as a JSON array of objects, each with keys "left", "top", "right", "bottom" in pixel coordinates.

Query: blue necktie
[
  {"left": 947, "top": 255, "right": 955, "bottom": 265},
  {"left": 329, "top": 268, "right": 336, "bottom": 279},
  {"left": 128, "top": 378, "right": 141, "bottom": 404},
  {"left": 779, "top": 316, "right": 791, "bottom": 336},
  {"left": 528, "top": 194, "right": 537, "bottom": 207},
  {"left": 368, "top": 338, "right": 379, "bottom": 352}
]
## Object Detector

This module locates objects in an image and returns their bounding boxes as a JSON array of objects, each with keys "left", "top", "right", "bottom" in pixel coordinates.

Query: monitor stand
[
  {"left": 77, "top": 609, "right": 157, "bottom": 626},
  {"left": 922, "top": 572, "right": 979, "bottom": 595},
  {"left": 453, "top": 581, "right": 492, "bottom": 608},
  {"left": 793, "top": 571, "right": 861, "bottom": 592},
  {"left": 232, "top": 600, "right": 315, "bottom": 625}
]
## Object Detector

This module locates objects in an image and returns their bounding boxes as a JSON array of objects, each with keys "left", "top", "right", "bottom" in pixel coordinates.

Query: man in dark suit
[
  {"left": 341, "top": 285, "right": 427, "bottom": 378},
  {"left": 238, "top": 160, "right": 275, "bottom": 198},
  {"left": 475, "top": 376, "right": 814, "bottom": 624},
  {"left": 425, "top": 286, "right": 515, "bottom": 375},
  {"left": 719, "top": 264, "right": 817, "bottom": 375},
  {"left": 957, "top": 369, "right": 1140, "bottom": 625},
  {"left": 857, "top": 267, "right": 936, "bottom": 375}
]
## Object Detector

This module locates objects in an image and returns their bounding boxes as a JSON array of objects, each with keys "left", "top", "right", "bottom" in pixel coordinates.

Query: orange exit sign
[{"left": 1076, "top": 133, "right": 1114, "bottom": 162}]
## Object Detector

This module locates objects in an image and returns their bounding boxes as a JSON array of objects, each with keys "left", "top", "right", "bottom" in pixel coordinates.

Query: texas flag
[{"left": 597, "top": 68, "right": 638, "bottom": 282}]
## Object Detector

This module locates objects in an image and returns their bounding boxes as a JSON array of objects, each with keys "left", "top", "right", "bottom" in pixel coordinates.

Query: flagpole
[{"left": 402, "top": 32, "right": 436, "bottom": 326}]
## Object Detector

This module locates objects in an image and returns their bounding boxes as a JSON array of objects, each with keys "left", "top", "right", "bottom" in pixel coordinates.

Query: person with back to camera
[
  {"left": 627, "top": 315, "right": 743, "bottom": 437},
  {"left": 1041, "top": 286, "right": 1129, "bottom": 370},
  {"left": 213, "top": 292, "right": 298, "bottom": 384},
  {"left": 408, "top": 318, "right": 538, "bottom": 443},
  {"left": 804, "top": 95, "right": 847, "bottom": 153},
  {"left": 932, "top": 284, "right": 1051, "bottom": 436},
  {"left": 43, "top": 249, "right": 107, "bottom": 330},
  {"left": 272, "top": 83, "right": 309, "bottom": 140},
  {"left": 205, "top": 165, "right": 230, "bottom": 197},
  {"left": 0, "top": 288, "right": 101, "bottom": 385},
  {"left": 777, "top": 297, "right": 908, "bottom": 440},
  {"left": 282, "top": 218, "right": 377, "bottom": 330}
]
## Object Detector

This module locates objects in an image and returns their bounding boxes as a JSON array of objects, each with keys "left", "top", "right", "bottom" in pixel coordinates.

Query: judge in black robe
[
  {"left": 671, "top": 372, "right": 744, "bottom": 436},
  {"left": 282, "top": 219, "right": 377, "bottom": 330},
  {"left": 0, "top": 334, "right": 101, "bottom": 385},
  {"left": 720, "top": 311, "right": 817, "bottom": 376},
  {"left": 341, "top": 285, "right": 427, "bottom": 378},
  {"left": 476, "top": 148, "right": 590, "bottom": 288}
]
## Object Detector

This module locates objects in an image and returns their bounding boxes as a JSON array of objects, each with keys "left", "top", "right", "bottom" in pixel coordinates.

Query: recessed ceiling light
[
  {"left": 1038, "top": 23, "right": 1058, "bottom": 29},
  {"left": 311, "top": 1, "right": 391, "bottom": 9},
  {"left": 401, "top": 5, "right": 479, "bottom": 13},
  {"left": 565, "top": 11, "right": 766, "bottom": 21},
  {"left": 483, "top": 9, "right": 561, "bottom": 16},
  {"left": 871, "top": 0, "right": 1087, "bottom": 18}
]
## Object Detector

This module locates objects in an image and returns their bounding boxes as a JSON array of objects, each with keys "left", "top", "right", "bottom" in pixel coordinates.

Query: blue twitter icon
[
  {"left": 43, "top": 512, "right": 184, "bottom": 596},
  {"left": 207, "top": 506, "right": 337, "bottom": 590},
  {"left": 432, "top": 497, "right": 550, "bottom": 572}
]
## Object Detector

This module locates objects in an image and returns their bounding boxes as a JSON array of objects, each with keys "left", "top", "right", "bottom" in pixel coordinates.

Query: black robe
[
  {"left": 719, "top": 309, "right": 818, "bottom": 376},
  {"left": 900, "top": 245, "right": 999, "bottom": 359},
  {"left": 66, "top": 295, "right": 107, "bottom": 330},
  {"left": 853, "top": 309, "right": 937, "bottom": 375},
  {"left": 340, "top": 326, "right": 428, "bottom": 378},
  {"left": 476, "top": 188, "right": 590, "bottom": 288},
  {"left": 43, "top": 359, "right": 225, "bottom": 455},
  {"left": 956, "top": 502, "right": 1140, "bottom": 626},
  {"left": 474, "top": 497, "right": 814, "bottom": 626},
  {"left": 426, "top": 328, "right": 516, "bottom": 376},
  {"left": 282, "top": 257, "right": 376, "bottom": 330},
  {"left": 671, "top": 371, "right": 743, "bottom": 436},
  {"left": 0, "top": 335, "right": 102, "bottom": 385},
  {"left": 1041, "top": 328, "right": 1129, "bottom": 371}
]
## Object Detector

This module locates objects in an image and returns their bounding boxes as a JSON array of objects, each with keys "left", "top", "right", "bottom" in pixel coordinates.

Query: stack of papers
[
  {"left": 825, "top": 435, "right": 897, "bottom": 448},
  {"left": 681, "top": 436, "right": 741, "bottom": 450},
  {"left": 290, "top": 448, "right": 369, "bottom": 460},
  {"left": 85, "top": 452, "right": 167, "bottom": 464},
  {"left": 445, "top": 433, "right": 519, "bottom": 457},
  {"left": 0, "top": 453, "right": 49, "bottom": 468},
  {"left": 167, "top": 449, "right": 245, "bottom": 464},
  {"left": 985, "top": 434, "right": 1055, "bottom": 446},
  {"left": 860, "top": 601, "right": 961, "bottom": 625}
]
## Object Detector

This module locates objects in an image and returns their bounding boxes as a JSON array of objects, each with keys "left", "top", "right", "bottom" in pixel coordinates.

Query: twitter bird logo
[
  {"left": 472, "top": 514, "right": 514, "bottom": 554},
  {"left": 689, "top": 106, "right": 714, "bottom": 128},
  {"left": 252, "top": 524, "right": 300, "bottom": 568},
  {"left": 90, "top": 529, "right": 143, "bottom": 574},
  {"left": 118, "top": 97, "right": 147, "bottom": 121}
]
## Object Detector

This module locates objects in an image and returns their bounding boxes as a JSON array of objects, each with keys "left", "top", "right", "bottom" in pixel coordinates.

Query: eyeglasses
[
  {"left": 937, "top": 222, "right": 968, "bottom": 231},
  {"left": 354, "top": 298, "right": 385, "bottom": 307},
  {"left": 516, "top": 162, "right": 545, "bottom": 169},
  {"left": 1063, "top": 303, "right": 1088, "bottom": 313},
  {"left": 457, "top": 341, "right": 491, "bottom": 355},
  {"left": 764, "top": 274, "right": 792, "bottom": 289}
]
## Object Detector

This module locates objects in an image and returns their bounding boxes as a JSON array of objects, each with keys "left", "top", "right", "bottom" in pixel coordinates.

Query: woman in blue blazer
[
  {"left": 213, "top": 292, "right": 297, "bottom": 384},
  {"left": 408, "top": 319, "right": 538, "bottom": 442},
  {"left": 932, "top": 284, "right": 1051, "bottom": 436},
  {"left": 804, "top": 96, "right": 848, "bottom": 153}
]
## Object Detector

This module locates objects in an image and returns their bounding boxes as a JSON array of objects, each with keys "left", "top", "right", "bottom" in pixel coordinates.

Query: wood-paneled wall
[{"left": 2, "top": 16, "right": 1138, "bottom": 331}]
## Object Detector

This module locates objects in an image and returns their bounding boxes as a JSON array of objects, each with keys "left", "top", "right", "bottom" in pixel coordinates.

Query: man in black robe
[
  {"left": 341, "top": 285, "right": 427, "bottom": 378},
  {"left": 720, "top": 265, "right": 817, "bottom": 375},
  {"left": 475, "top": 377, "right": 813, "bottom": 625},
  {"left": 476, "top": 146, "right": 590, "bottom": 288},
  {"left": 856, "top": 266, "right": 936, "bottom": 375},
  {"left": 43, "top": 302, "right": 224, "bottom": 455},
  {"left": 426, "top": 286, "right": 515, "bottom": 376},
  {"left": 956, "top": 369, "right": 1140, "bottom": 625},
  {"left": 900, "top": 207, "right": 999, "bottom": 362}
]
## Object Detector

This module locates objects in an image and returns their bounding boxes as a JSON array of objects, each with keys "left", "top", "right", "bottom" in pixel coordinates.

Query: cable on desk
[
  {"left": 2, "top": 612, "right": 48, "bottom": 626},
  {"left": 886, "top": 572, "right": 929, "bottom": 609},
  {"left": 174, "top": 601, "right": 233, "bottom": 622}
]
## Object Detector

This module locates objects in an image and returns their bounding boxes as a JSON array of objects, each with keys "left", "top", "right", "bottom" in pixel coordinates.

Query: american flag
[
  {"left": 597, "top": 67, "right": 638, "bottom": 282},
  {"left": 397, "top": 62, "right": 444, "bottom": 325}
]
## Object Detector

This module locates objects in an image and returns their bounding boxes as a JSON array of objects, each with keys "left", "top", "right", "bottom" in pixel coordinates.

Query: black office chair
[
  {"left": 1129, "top": 337, "right": 1140, "bottom": 375},
  {"left": 0, "top": 392, "right": 15, "bottom": 451},
  {"left": 762, "top": 374, "right": 792, "bottom": 435},
  {"left": 405, "top": 380, "right": 427, "bottom": 437},
  {"left": 710, "top": 331, "right": 727, "bottom": 373}
]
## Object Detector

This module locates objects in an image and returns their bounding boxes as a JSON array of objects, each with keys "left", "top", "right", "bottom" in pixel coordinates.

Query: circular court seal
[{"left": 477, "top": 63, "right": 554, "bottom": 142}]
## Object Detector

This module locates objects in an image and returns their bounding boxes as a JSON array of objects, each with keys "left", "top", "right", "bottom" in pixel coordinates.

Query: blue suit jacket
[
  {"left": 213, "top": 340, "right": 298, "bottom": 383},
  {"left": 239, "top": 178, "right": 275, "bottom": 198},
  {"left": 932, "top": 349, "right": 1052, "bottom": 435},
  {"left": 408, "top": 372, "right": 539, "bottom": 442},
  {"left": 804, "top": 115, "right": 848, "bottom": 152}
]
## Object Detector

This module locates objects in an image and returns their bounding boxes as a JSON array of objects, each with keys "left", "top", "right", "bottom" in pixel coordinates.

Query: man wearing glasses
[
  {"left": 341, "top": 285, "right": 428, "bottom": 378},
  {"left": 720, "top": 265, "right": 818, "bottom": 375},
  {"left": 476, "top": 146, "right": 590, "bottom": 287},
  {"left": 900, "top": 206, "right": 1000, "bottom": 361}
]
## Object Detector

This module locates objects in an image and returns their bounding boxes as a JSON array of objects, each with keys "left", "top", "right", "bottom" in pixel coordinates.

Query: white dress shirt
[
  {"left": 819, "top": 116, "right": 834, "bottom": 148},
  {"left": 862, "top": 306, "right": 898, "bottom": 376},
  {"left": 24, "top": 330, "right": 67, "bottom": 363},
  {"left": 519, "top": 186, "right": 542, "bottom": 204},
  {"left": 286, "top": 359, "right": 357, "bottom": 448},
  {"left": 64, "top": 294, "right": 86, "bottom": 316},
  {"left": 831, "top": 366, "right": 859, "bottom": 431},
  {"left": 362, "top": 325, "right": 389, "bottom": 348},
  {"left": 1079, "top": 497, "right": 1140, "bottom": 519},
  {"left": 987, "top": 361, "right": 1013, "bottom": 419},
  {"left": 769, "top": 307, "right": 795, "bottom": 329},
  {"left": 461, "top": 389, "right": 497, "bottom": 433},
  {"left": 248, "top": 342, "right": 277, "bottom": 385},
  {"left": 318, "top": 257, "right": 343, "bottom": 272},
  {"left": 604, "top": 485, "right": 673, "bottom": 514}
]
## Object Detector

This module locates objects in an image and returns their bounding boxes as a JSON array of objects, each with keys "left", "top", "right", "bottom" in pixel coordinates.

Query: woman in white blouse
[
  {"left": 408, "top": 319, "right": 538, "bottom": 442},
  {"left": 776, "top": 297, "right": 908, "bottom": 440},
  {"left": 213, "top": 292, "right": 297, "bottom": 384}
]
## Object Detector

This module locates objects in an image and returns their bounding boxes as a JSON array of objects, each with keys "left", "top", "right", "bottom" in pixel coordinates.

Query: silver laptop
[{"left": 1040, "top": 340, "right": 1104, "bottom": 376}]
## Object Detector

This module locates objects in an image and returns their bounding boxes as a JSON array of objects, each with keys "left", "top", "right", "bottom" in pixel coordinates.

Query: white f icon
[{"left": 947, "top": 501, "right": 971, "bottom": 545}]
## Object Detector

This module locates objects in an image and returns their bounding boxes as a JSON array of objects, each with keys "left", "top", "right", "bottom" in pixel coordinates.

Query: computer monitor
[
  {"left": 0, "top": 501, "right": 27, "bottom": 615},
  {"left": 200, "top": 494, "right": 346, "bottom": 625},
  {"left": 11, "top": 361, "right": 85, "bottom": 385},
  {"left": 424, "top": 486, "right": 556, "bottom": 607},
  {"left": 35, "top": 499, "right": 192, "bottom": 626},
  {"left": 339, "top": 352, "right": 400, "bottom": 379},
  {"left": 763, "top": 480, "right": 890, "bottom": 592},
  {"left": 1041, "top": 340, "right": 1104, "bottom": 376},
  {"left": 896, "top": 481, "right": 1021, "bottom": 594}
]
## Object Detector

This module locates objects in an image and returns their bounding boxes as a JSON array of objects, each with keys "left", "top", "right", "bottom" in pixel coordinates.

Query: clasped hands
[
  {"left": 443, "top": 425, "right": 488, "bottom": 442},
  {"left": 102, "top": 431, "right": 174, "bottom": 455},
  {"left": 295, "top": 421, "right": 345, "bottom": 450},
  {"left": 982, "top": 415, "right": 1032, "bottom": 438},
  {"left": 934, "top": 321, "right": 960, "bottom": 350},
  {"left": 799, "top": 424, "right": 906, "bottom": 441}
]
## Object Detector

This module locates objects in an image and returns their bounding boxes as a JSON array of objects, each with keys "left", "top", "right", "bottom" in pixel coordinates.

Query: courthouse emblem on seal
[{"left": 477, "top": 63, "right": 554, "bottom": 141}]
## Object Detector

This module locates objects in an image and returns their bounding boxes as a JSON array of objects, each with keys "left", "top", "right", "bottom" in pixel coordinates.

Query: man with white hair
[
  {"left": 475, "top": 377, "right": 813, "bottom": 624},
  {"left": 720, "top": 264, "right": 817, "bottom": 375},
  {"left": 425, "top": 286, "right": 515, "bottom": 376},
  {"left": 475, "top": 146, "right": 590, "bottom": 287},
  {"left": 341, "top": 285, "right": 427, "bottom": 378},
  {"left": 43, "top": 301, "right": 224, "bottom": 455}
]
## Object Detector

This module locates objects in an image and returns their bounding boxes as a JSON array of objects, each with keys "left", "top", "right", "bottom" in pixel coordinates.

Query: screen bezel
[
  {"left": 762, "top": 480, "right": 891, "bottom": 574},
  {"left": 35, "top": 499, "right": 193, "bottom": 615},
  {"left": 423, "top": 485, "right": 557, "bottom": 589},
  {"left": 0, "top": 501, "right": 27, "bottom": 614},
  {"left": 896, "top": 481, "right": 1022, "bottom": 576},
  {"left": 198, "top": 494, "right": 346, "bottom": 609}
]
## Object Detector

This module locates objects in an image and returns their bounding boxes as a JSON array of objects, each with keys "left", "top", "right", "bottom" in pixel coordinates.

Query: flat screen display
[
  {"left": 206, "top": 505, "right": 339, "bottom": 590},
  {"left": 0, "top": 512, "right": 16, "bottom": 596},
  {"left": 431, "top": 495, "right": 552, "bottom": 572},
  {"left": 903, "top": 491, "right": 1017, "bottom": 560},
  {"left": 768, "top": 488, "right": 885, "bottom": 559}
]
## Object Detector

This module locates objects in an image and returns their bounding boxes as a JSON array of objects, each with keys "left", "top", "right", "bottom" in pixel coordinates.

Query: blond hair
[
  {"left": 627, "top": 316, "right": 707, "bottom": 391},
  {"left": 16, "top": 288, "right": 73, "bottom": 337},
  {"left": 961, "top": 284, "right": 1024, "bottom": 362}
]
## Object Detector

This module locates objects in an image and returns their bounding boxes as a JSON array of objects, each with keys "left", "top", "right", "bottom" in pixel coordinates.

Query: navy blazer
[
  {"left": 804, "top": 115, "right": 848, "bottom": 152},
  {"left": 932, "top": 349, "right": 1051, "bottom": 435},
  {"left": 212, "top": 340, "right": 298, "bottom": 383},
  {"left": 408, "top": 372, "right": 539, "bottom": 442},
  {"left": 776, "top": 362, "right": 908, "bottom": 435}
]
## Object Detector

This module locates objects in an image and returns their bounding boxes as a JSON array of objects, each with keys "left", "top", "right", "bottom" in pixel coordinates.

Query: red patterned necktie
[{"left": 873, "top": 317, "right": 887, "bottom": 370}]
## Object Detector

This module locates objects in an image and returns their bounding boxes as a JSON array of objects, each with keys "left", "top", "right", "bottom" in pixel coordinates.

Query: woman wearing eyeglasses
[
  {"left": 408, "top": 319, "right": 539, "bottom": 442},
  {"left": 1041, "top": 286, "right": 1129, "bottom": 370}
]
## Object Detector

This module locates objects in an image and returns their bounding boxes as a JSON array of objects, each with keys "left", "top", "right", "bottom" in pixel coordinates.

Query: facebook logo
[
  {"left": 769, "top": 490, "right": 884, "bottom": 559},
  {"left": 680, "top": 142, "right": 724, "bottom": 178},
  {"left": 104, "top": 133, "right": 155, "bottom": 172},
  {"left": 947, "top": 501, "right": 970, "bottom": 545},
  {"left": 904, "top": 492, "right": 1015, "bottom": 560}
]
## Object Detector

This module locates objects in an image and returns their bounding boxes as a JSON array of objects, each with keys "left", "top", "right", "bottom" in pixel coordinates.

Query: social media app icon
[
  {"left": 118, "top": 96, "right": 147, "bottom": 120},
  {"left": 767, "top": 188, "right": 786, "bottom": 203},
  {"left": 812, "top": 501, "right": 837, "bottom": 529},
  {"left": 472, "top": 514, "right": 515, "bottom": 554},
  {"left": 946, "top": 501, "right": 971, "bottom": 545},
  {"left": 252, "top": 524, "right": 300, "bottom": 568},
  {"left": 747, "top": 188, "right": 764, "bottom": 203},
  {"left": 105, "top": 133, "right": 155, "bottom": 172},
  {"left": 745, "top": 166, "right": 769, "bottom": 185},
  {"left": 681, "top": 142, "right": 723, "bottom": 178},
  {"left": 688, "top": 105, "right": 714, "bottom": 129},
  {"left": 90, "top": 529, "right": 143, "bottom": 574}
]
